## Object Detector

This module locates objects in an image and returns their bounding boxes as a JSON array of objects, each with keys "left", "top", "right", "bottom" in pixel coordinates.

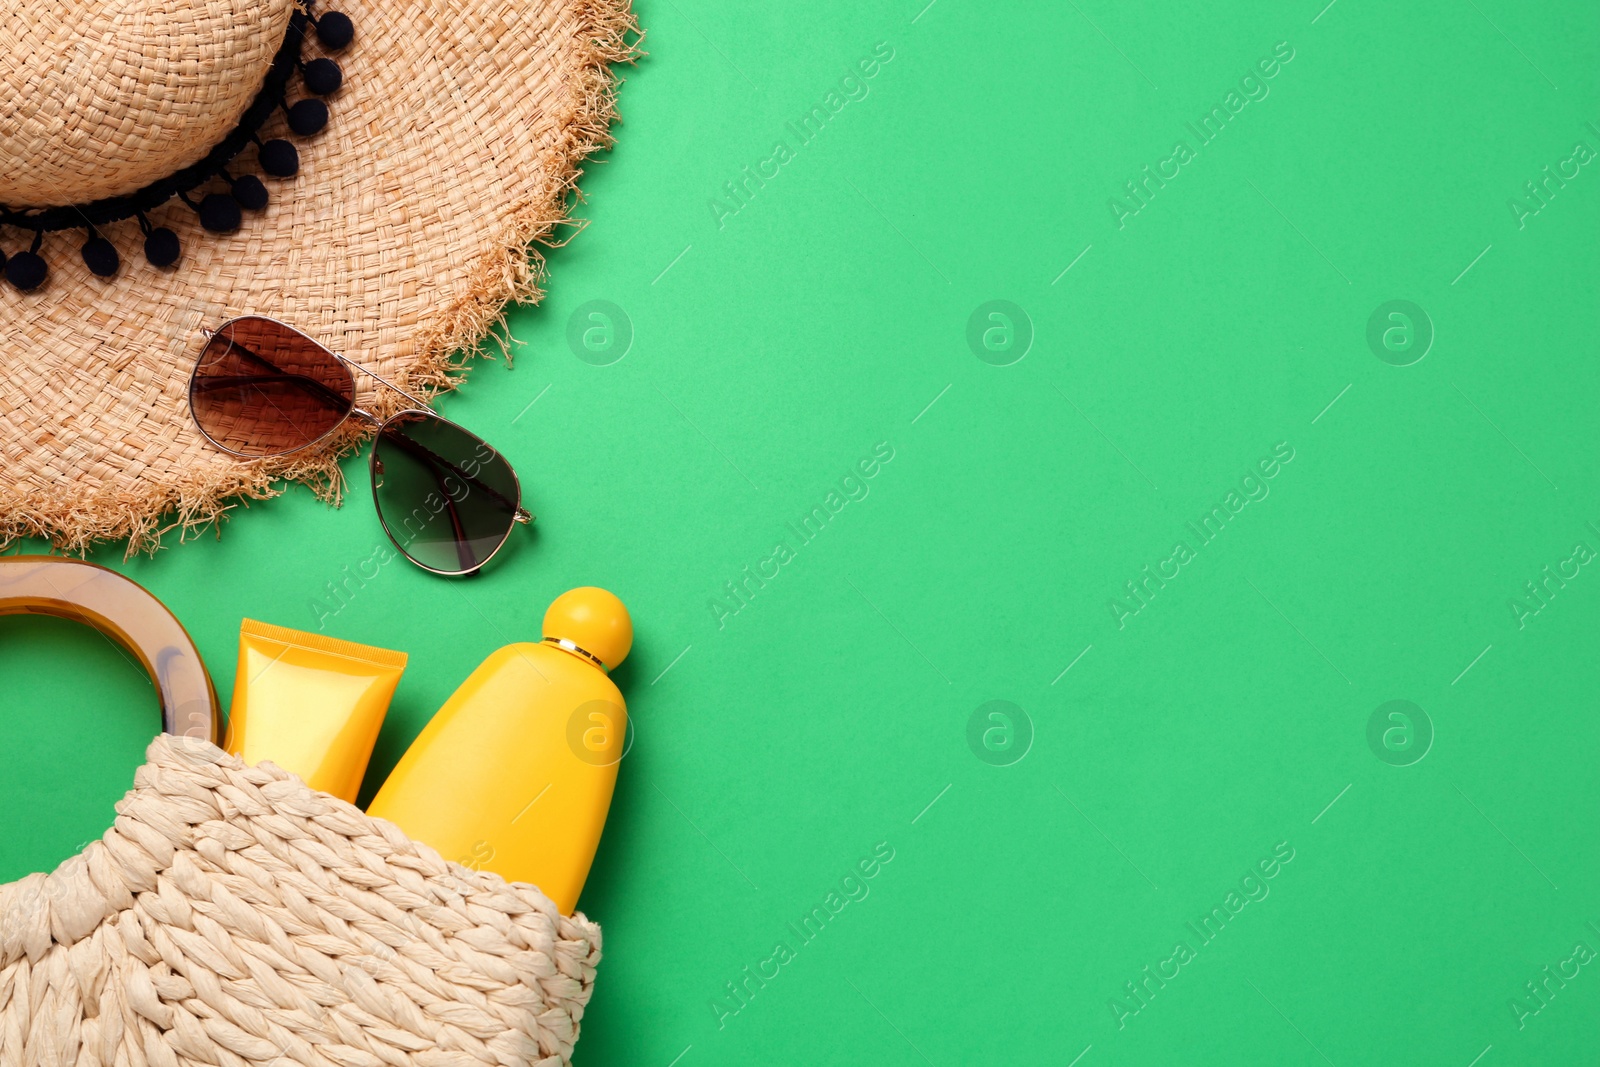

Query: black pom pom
[
  {"left": 288, "top": 98, "right": 329, "bottom": 136},
  {"left": 199, "top": 193, "right": 242, "bottom": 233},
  {"left": 259, "top": 138, "right": 300, "bottom": 177},
  {"left": 304, "top": 57, "right": 343, "bottom": 96},
  {"left": 5, "top": 250, "right": 47, "bottom": 291},
  {"left": 316, "top": 11, "right": 354, "bottom": 49},
  {"left": 82, "top": 236, "right": 119, "bottom": 277},
  {"left": 145, "top": 227, "right": 181, "bottom": 267},
  {"left": 233, "top": 174, "right": 269, "bottom": 210}
]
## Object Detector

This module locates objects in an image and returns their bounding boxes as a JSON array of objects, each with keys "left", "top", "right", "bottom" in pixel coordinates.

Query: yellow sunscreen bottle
[{"left": 367, "top": 587, "right": 632, "bottom": 914}]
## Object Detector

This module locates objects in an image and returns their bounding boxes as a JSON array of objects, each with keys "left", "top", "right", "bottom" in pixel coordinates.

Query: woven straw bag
[{"left": 0, "top": 733, "right": 602, "bottom": 1066}]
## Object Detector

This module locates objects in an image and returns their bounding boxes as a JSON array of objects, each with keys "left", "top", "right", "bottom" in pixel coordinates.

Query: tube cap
[{"left": 542, "top": 587, "right": 632, "bottom": 670}]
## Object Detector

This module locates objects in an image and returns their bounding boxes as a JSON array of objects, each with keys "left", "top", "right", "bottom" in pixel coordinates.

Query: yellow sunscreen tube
[{"left": 224, "top": 619, "right": 407, "bottom": 803}]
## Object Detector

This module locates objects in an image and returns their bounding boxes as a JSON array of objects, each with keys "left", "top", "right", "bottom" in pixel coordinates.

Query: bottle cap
[{"left": 542, "top": 587, "right": 632, "bottom": 670}]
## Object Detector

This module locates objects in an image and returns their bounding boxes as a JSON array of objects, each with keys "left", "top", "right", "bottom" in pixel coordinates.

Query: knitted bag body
[{"left": 0, "top": 733, "right": 602, "bottom": 1066}]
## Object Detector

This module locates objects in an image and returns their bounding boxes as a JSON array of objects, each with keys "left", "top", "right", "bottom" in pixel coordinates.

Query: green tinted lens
[{"left": 371, "top": 412, "right": 522, "bottom": 574}]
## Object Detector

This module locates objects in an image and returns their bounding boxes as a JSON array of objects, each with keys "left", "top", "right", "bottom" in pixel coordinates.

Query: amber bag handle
[{"left": 0, "top": 556, "right": 219, "bottom": 742}]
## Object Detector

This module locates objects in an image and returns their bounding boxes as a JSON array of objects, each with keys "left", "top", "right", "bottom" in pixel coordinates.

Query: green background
[{"left": 4, "top": 0, "right": 1598, "bottom": 1062}]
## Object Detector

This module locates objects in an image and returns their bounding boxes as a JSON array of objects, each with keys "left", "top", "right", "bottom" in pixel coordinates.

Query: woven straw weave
[
  {"left": 0, "top": 0, "right": 639, "bottom": 554},
  {"left": 0, "top": 0, "right": 298, "bottom": 207},
  {"left": 0, "top": 733, "right": 603, "bottom": 1066}
]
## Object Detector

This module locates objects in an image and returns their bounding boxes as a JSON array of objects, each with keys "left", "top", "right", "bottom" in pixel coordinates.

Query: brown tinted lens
[
  {"left": 371, "top": 412, "right": 522, "bottom": 574},
  {"left": 189, "top": 317, "right": 354, "bottom": 456}
]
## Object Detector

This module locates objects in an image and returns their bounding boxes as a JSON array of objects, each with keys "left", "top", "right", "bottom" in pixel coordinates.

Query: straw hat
[{"left": 0, "top": 0, "right": 638, "bottom": 552}]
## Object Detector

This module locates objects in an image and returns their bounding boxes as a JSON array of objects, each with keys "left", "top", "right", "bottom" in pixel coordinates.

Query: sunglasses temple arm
[
  {"left": 338, "top": 355, "right": 435, "bottom": 411},
  {"left": 373, "top": 424, "right": 524, "bottom": 518},
  {"left": 193, "top": 373, "right": 353, "bottom": 414},
  {"left": 380, "top": 433, "right": 490, "bottom": 572},
  {"left": 432, "top": 469, "right": 477, "bottom": 573},
  {"left": 207, "top": 341, "right": 357, "bottom": 414}
]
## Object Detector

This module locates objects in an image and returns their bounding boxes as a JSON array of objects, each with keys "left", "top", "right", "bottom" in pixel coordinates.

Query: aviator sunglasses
[{"left": 187, "top": 315, "right": 532, "bottom": 576}]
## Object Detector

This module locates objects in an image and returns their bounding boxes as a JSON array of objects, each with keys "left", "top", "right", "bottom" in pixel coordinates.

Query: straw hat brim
[{"left": 0, "top": 0, "right": 639, "bottom": 554}]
